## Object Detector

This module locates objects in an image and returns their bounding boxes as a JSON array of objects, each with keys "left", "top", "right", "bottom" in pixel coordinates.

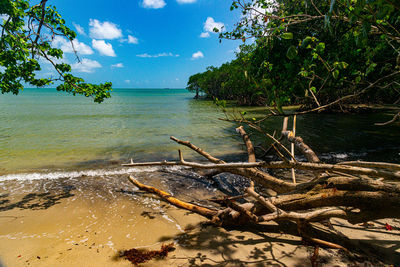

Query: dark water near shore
[{"left": 0, "top": 88, "right": 399, "bottom": 180}]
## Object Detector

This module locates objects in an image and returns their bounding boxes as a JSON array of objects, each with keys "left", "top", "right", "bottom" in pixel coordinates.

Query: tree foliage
[
  {"left": 188, "top": 0, "right": 400, "bottom": 112},
  {"left": 0, "top": 0, "right": 112, "bottom": 103}
]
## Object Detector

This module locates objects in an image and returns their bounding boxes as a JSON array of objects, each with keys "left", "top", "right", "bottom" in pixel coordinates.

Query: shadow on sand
[
  {"left": 0, "top": 185, "right": 75, "bottom": 211},
  {"left": 156, "top": 221, "right": 400, "bottom": 266}
]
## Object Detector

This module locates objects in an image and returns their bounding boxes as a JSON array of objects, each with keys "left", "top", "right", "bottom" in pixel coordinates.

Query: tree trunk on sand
[{"left": 122, "top": 121, "right": 400, "bottom": 254}]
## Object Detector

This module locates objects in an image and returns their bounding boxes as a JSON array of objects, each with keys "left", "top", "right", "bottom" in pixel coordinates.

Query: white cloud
[
  {"left": 38, "top": 56, "right": 67, "bottom": 67},
  {"left": 127, "top": 35, "right": 138, "bottom": 44},
  {"left": 0, "top": 14, "right": 10, "bottom": 22},
  {"left": 228, "top": 46, "right": 241, "bottom": 54},
  {"left": 244, "top": 1, "right": 276, "bottom": 25},
  {"left": 136, "top": 52, "right": 179, "bottom": 58},
  {"left": 204, "top": 17, "right": 224, "bottom": 33},
  {"left": 89, "top": 19, "right": 122, "bottom": 40},
  {"left": 191, "top": 51, "right": 204, "bottom": 60},
  {"left": 73, "top": 22, "right": 86, "bottom": 35},
  {"left": 142, "top": 0, "right": 166, "bottom": 9},
  {"left": 199, "top": 32, "right": 210, "bottom": 38},
  {"left": 111, "top": 63, "right": 124, "bottom": 68},
  {"left": 246, "top": 4, "right": 266, "bottom": 23},
  {"left": 121, "top": 35, "right": 139, "bottom": 44},
  {"left": 71, "top": 58, "right": 101, "bottom": 73},
  {"left": 52, "top": 36, "right": 93, "bottom": 55},
  {"left": 92, "top": 39, "right": 116, "bottom": 57},
  {"left": 125, "top": 79, "right": 131, "bottom": 83},
  {"left": 177, "top": 0, "right": 196, "bottom": 3}
]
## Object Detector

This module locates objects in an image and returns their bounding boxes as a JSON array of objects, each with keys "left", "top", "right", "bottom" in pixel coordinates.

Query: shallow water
[
  {"left": 0, "top": 88, "right": 243, "bottom": 175},
  {"left": 0, "top": 88, "right": 399, "bottom": 179}
]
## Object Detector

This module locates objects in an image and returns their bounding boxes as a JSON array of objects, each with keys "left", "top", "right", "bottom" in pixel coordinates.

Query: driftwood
[{"left": 123, "top": 121, "right": 400, "bottom": 254}]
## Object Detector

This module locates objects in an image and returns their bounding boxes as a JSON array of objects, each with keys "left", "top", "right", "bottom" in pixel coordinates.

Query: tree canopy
[
  {"left": 0, "top": 0, "right": 112, "bottom": 103},
  {"left": 188, "top": 0, "right": 400, "bottom": 112}
]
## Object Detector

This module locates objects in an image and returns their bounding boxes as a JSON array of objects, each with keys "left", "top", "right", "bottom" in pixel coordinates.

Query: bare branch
[
  {"left": 236, "top": 126, "right": 256, "bottom": 162},
  {"left": 281, "top": 131, "right": 320, "bottom": 163},
  {"left": 128, "top": 176, "right": 217, "bottom": 219},
  {"left": 374, "top": 111, "right": 400, "bottom": 126},
  {"left": 337, "top": 160, "right": 400, "bottom": 171},
  {"left": 122, "top": 160, "right": 400, "bottom": 180},
  {"left": 170, "top": 136, "right": 225, "bottom": 164}
]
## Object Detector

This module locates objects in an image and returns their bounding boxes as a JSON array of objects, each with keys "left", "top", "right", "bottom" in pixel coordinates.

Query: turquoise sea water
[
  {"left": 0, "top": 88, "right": 244, "bottom": 175},
  {"left": 0, "top": 88, "right": 399, "bottom": 177}
]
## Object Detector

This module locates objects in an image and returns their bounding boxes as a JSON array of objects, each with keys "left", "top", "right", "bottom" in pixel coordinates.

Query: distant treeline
[{"left": 187, "top": 0, "right": 399, "bottom": 110}]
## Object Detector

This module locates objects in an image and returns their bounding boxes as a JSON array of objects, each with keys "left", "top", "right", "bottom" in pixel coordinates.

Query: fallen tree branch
[
  {"left": 236, "top": 126, "right": 256, "bottom": 163},
  {"left": 128, "top": 176, "right": 217, "bottom": 219},
  {"left": 122, "top": 159, "right": 400, "bottom": 180},
  {"left": 281, "top": 131, "right": 320, "bottom": 163},
  {"left": 337, "top": 160, "right": 400, "bottom": 172},
  {"left": 123, "top": 121, "right": 400, "bottom": 261},
  {"left": 374, "top": 111, "right": 400, "bottom": 126},
  {"left": 170, "top": 136, "right": 225, "bottom": 164}
]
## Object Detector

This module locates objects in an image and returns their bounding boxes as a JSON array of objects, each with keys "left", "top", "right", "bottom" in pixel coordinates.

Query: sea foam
[{"left": 0, "top": 166, "right": 184, "bottom": 181}]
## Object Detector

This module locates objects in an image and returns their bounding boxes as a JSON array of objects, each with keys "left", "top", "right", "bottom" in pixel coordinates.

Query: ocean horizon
[
  {"left": 1, "top": 88, "right": 399, "bottom": 179},
  {"left": 0, "top": 88, "right": 243, "bottom": 176}
]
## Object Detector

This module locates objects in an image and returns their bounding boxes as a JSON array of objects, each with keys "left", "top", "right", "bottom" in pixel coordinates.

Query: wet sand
[{"left": 1, "top": 169, "right": 399, "bottom": 266}]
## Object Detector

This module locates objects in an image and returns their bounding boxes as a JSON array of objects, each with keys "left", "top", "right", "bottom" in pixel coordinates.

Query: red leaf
[
  {"left": 385, "top": 223, "right": 393, "bottom": 231},
  {"left": 17, "top": 255, "right": 21, "bottom": 258}
]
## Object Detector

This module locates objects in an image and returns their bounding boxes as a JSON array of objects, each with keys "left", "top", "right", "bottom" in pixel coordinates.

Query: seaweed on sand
[{"left": 119, "top": 243, "right": 175, "bottom": 265}]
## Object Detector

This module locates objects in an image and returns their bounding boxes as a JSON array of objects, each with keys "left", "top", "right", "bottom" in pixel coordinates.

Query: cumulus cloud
[
  {"left": 244, "top": 1, "right": 276, "bottom": 24},
  {"left": 111, "top": 63, "right": 124, "bottom": 68},
  {"left": 199, "top": 32, "right": 210, "bottom": 38},
  {"left": 204, "top": 17, "right": 224, "bottom": 33},
  {"left": 38, "top": 55, "right": 67, "bottom": 67},
  {"left": 200, "top": 17, "right": 224, "bottom": 37},
  {"left": 127, "top": 35, "right": 138, "bottom": 44},
  {"left": 73, "top": 22, "right": 86, "bottom": 35},
  {"left": 121, "top": 35, "right": 139, "bottom": 44},
  {"left": 89, "top": 19, "right": 122, "bottom": 40},
  {"left": 176, "top": 0, "right": 196, "bottom": 3},
  {"left": 71, "top": 58, "right": 101, "bottom": 73},
  {"left": 92, "top": 39, "right": 116, "bottom": 57},
  {"left": 136, "top": 52, "right": 179, "bottom": 58},
  {"left": 191, "top": 51, "right": 204, "bottom": 60},
  {"left": 142, "top": 0, "right": 166, "bottom": 9},
  {"left": 52, "top": 36, "right": 93, "bottom": 55},
  {"left": 0, "top": 14, "right": 9, "bottom": 22},
  {"left": 228, "top": 46, "right": 241, "bottom": 54}
]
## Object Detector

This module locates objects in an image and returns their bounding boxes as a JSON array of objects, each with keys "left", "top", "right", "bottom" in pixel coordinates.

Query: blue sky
[{"left": 44, "top": 0, "right": 242, "bottom": 88}]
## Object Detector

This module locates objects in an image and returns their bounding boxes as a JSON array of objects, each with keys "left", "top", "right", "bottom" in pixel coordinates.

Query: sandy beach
[{"left": 1, "top": 168, "right": 399, "bottom": 266}]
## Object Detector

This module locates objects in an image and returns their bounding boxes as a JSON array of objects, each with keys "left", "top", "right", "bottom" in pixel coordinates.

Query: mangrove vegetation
[{"left": 187, "top": 0, "right": 400, "bottom": 113}]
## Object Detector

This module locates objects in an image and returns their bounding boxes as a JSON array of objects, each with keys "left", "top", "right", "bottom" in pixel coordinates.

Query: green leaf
[
  {"left": 281, "top": 32, "right": 293, "bottom": 39},
  {"left": 286, "top": 46, "right": 298, "bottom": 60},
  {"left": 332, "top": 69, "right": 339, "bottom": 79},
  {"left": 301, "top": 36, "right": 312, "bottom": 48},
  {"left": 316, "top": 42, "right": 325, "bottom": 53}
]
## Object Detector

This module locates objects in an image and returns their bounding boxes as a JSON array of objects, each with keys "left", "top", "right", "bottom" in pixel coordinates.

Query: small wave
[
  {"left": 0, "top": 166, "right": 185, "bottom": 181},
  {"left": 319, "top": 151, "right": 368, "bottom": 161}
]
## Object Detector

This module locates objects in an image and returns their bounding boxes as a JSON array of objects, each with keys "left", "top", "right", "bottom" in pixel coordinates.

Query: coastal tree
[
  {"left": 0, "top": 0, "right": 112, "bottom": 103},
  {"left": 188, "top": 0, "right": 400, "bottom": 114}
]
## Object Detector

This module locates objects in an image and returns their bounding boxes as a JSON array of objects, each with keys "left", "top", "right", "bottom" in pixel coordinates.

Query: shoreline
[
  {"left": 0, "top": 172, "right": 200, "bottom": 266},
  {"left": 1, "top": 169, "right": 400, "bottom": 266}
]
